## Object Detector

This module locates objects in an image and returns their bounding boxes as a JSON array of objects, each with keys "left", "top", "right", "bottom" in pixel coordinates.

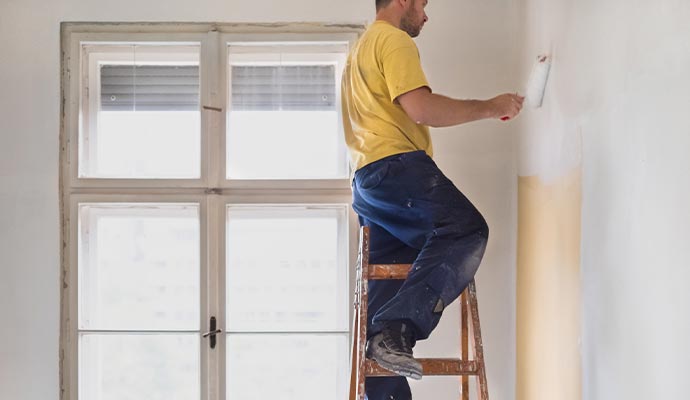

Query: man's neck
[{"left": 375, "top": 9, "right": 402, "bottom": 29}]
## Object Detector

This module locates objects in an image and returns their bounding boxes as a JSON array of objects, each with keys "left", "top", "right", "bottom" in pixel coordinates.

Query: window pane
[
  {"left": 226, "top": 45, "right": 348, "bottom": 180},
  {"left": 226, "top": 334, "right": 348, "bottom": 400},
  {"left": 80, "top": 333, "right": 200, "bottom": 400},
  {"left": 226, "top": 206, "right": 348, "bottom": 332},
  {"left": 78, "top": 203, "right": 200, "bottom": 331},
  {"left": 95, "top": 111, "right": 200, "bottom": 178},
  {"left": 227, "top": 110, "right": 342, "bottom": 179},
  {"left": 80, "top": 44, "right": 201, "bottom": 179}
]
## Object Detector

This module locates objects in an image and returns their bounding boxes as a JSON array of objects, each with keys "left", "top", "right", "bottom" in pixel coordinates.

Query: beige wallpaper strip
[{"left": 517, "top": 168, "right": 582, "bottom": 400}]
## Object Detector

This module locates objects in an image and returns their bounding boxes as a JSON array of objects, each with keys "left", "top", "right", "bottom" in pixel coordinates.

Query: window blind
[
  {"left": 100, "top": 65, "right": 200, "bottom": 111},
  {"left": 230, "top": 65, "right": 336, "bottom": 111}
]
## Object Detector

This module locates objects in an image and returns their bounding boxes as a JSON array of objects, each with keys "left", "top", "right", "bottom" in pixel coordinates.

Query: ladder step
[
  {"left": 364, "top": 358, "right": 479, "bottom": 376},
  {"left": 368, "top": 263, "right": 413, "bottom": 280}
]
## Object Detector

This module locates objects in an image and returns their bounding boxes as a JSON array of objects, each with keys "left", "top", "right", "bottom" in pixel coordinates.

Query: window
[
  {"left": 77, "top": 203, "right": 201, "bottom": 399},
  {"left": 80, "top": 44, "right": 202, "bottom": 179},
  {"left": 226, "top": 42, "right": 348, "bottom": 179},
  {"left": 61, "top": 23, "right": 361, "bottom": 400},
  {"left": 225, "top": 206, "right": 349, "bottom": 398}
]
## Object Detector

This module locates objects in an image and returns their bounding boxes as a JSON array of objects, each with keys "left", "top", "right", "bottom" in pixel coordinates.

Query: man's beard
[{"left": 400, "top": 9, "right": 421, "bottom": 37}]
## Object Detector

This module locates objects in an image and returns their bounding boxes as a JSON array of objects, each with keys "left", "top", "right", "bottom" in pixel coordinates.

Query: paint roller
[
  {"left": 501, "top": 54, "right": 551, "bottom": 120},
  {"left": 525, "top": 54, "right": 551, "bottom": 108}
]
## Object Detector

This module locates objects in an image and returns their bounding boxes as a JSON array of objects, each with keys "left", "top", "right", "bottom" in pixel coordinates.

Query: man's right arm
[{"left": 397, "top": 87, "right": 524, "bottom": 128}]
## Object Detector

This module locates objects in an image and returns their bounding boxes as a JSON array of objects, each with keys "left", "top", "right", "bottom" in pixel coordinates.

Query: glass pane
[
  {"left": 226, "top": 334, "right": 348, "bottom": 400},
  {"left": 227, "top": 110, "right": 343, "bottom": 179},
  {"left": 80, "top": 44, "right": 201, "bottom": 179},
  {"left": 226, "top": 46, "right": 348, "bottom": 180},
  {"left": 78, "top": 203, "right": 200, "bottom": 331},
  {"left": 226, "top": 206, "right": 348, "bottom": 332},
  {"left": 80, "top": 333, "right": 199, "bottom": 400},
  {"left": 95, "top": 110, "right": 200, "bottom": 178}
]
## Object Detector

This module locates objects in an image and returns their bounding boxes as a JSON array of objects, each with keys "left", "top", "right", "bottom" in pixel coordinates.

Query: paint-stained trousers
[{"left": 352, "top": 150, "right": 489, "bottom": 400}]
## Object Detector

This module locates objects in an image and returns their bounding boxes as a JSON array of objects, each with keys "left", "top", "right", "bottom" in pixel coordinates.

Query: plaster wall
[{"left": 516, "top": 1, "right": 690, "bottom": 399}]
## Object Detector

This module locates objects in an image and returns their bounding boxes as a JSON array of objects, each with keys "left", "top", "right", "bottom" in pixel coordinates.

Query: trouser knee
[
  {"left": 442, "top": 210, "right": 488, "bottom": 241},
  {"left": 477, "top": 216, "right": 489, "bottom": 239}
]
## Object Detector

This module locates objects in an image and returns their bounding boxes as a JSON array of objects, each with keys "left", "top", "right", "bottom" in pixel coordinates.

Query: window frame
[
  {"left": 60, "top": 22, "right": 363, "bottom": 400},
  {"left": 65, "top": 30, "right": 211, "bottom": 189}
]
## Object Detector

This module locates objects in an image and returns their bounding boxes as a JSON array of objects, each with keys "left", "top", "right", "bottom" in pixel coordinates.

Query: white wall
[
  {"left": 518, "top": 0, "right": 690, "bottom": 399},
  {"left": 0, "top": 0, "right": 518, "bottom": 399}
]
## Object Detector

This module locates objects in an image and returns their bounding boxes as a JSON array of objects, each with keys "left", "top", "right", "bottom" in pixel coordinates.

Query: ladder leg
[
  {"left": 356, "top": 285, "right": 367, "bottom": 400},
  {"left": 349, "top": 304, "right": 359, "bottom": 400},
  {"left": 355, "top": 226, "right": 371, "bottom": 400},
  {"left": 468, "top": 280, "right": 489, "bottom": 400},
  {"left": 460, "top": 290, "right": 469, "bottom": 400}
]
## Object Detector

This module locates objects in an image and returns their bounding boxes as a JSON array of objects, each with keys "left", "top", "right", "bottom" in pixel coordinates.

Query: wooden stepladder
[{"left": 349, "top": 226, "right": 489, "bottom": 400}]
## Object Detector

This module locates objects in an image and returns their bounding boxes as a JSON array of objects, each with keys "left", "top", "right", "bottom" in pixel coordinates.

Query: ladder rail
[
  {"left": 461, "top": 291, "right": 470, "bottom": 400},
  {"left": 355, "top": 226, "right": 370, "bottom": 400}
]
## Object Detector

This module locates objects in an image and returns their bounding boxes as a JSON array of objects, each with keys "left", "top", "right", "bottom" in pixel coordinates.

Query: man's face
[{"left": 400, "top": 0, "right": 429, "bottom": 38}]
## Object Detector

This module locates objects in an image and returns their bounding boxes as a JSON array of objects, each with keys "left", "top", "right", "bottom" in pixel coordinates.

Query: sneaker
[{"left": 365, "top": 321, "right": 423, "bottom": 380}]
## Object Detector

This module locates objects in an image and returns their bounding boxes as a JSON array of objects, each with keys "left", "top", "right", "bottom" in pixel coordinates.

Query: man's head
[
  {"left": 376, "top": 0, "right": 429, "bottom": 38},
  {"left": 375, "top": 0, "right": 393, "bottom": 10}
]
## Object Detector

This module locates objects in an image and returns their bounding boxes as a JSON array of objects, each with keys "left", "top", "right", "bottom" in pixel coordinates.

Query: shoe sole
[{"left": 368, "top": 353, "right": 423, "bottom": 381}]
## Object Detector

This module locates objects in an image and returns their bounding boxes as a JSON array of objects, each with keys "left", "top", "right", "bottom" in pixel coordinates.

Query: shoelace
[
  {"left": 400, "top": 325, "right": 414, "bottom": 354},
  {"left": 382, "top": 324, "right": 413, "bottom": 354}
]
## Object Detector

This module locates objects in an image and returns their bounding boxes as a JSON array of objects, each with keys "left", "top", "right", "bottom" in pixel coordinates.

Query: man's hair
[{"left": 376, "top": 0, "right": 394, "bottom": 11}]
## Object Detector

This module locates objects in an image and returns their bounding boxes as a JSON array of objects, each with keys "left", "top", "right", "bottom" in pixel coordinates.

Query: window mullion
[
  {"left": 204, "top": 194, "right": 224, "bottom": 400},
  {"left": 201, "top": 29, "right": 225, "bottom": 400},
  {"left": 202, "top": 30, "right": 224, "bottom": 188}
]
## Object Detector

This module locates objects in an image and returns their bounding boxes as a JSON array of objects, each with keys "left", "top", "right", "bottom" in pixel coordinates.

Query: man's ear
[{"left": 396, "top": 0, "right": 410, "bottom": 9}]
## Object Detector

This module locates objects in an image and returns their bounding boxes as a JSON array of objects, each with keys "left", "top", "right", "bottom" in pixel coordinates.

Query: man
[{"left": 341, "top": 0, "right": 523, "bottom": 398}]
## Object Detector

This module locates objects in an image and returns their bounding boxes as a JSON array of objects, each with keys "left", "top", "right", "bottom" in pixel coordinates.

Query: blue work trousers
[{"left": 352, "top": 151, "right": 489, "bottom": 400}]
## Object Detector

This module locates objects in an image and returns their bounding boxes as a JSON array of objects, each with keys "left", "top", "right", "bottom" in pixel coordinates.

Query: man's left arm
[{"left": 397, "top": 88, "right": 524, "bottom": 127}]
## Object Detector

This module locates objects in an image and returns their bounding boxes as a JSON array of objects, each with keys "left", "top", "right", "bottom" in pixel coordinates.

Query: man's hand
[{"left": 487, "top": 93, "right": 524, "bottom": 121}]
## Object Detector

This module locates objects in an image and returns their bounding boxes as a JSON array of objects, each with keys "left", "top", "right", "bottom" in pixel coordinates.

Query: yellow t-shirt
[{"left": 342, "top": 20, "right": 433, "bottom": 172}]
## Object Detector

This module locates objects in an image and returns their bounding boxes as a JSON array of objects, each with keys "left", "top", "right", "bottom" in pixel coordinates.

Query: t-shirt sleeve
[{"left": 382, "top": 42, "right": 431, "bottom": 102}]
